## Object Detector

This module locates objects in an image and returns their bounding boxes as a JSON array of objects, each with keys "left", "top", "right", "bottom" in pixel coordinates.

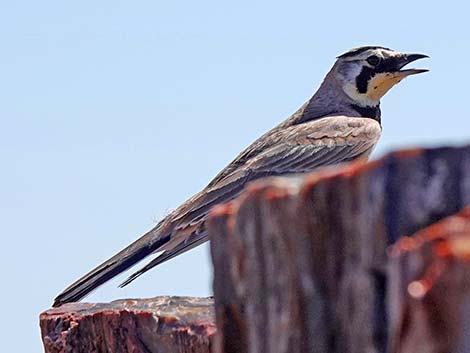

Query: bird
[{"left": 53, "top": 46, "right": 428, "bottom": 307}]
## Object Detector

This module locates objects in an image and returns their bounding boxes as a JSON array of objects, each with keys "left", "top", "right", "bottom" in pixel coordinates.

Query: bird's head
[{"left": 333, "top": 46, "right": 428, "bottom": 107}]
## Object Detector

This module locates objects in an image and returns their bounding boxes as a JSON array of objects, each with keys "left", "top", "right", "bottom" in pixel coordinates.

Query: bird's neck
[{"left": 294, "top": 73, "right": 382, "bottom": 125}]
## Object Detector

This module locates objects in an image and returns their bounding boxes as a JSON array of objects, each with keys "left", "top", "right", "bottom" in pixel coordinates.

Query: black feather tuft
[{"left": 338, "top": 46, "right": 391, "bottom": 59}]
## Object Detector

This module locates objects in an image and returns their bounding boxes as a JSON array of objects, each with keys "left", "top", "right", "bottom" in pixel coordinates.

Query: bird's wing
[
  {"left": 54, "top": 116, "right": 380, "bottom": 305},
  {"left": 118, "top": 116, "right": 381, "bottom": 286}
]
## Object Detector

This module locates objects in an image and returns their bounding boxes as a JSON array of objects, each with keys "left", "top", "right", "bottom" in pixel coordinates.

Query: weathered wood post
[
  {"left": 209, "top": 145, "right": 470, "bottom": 353},
  {"left": 40, "top": 296, "right": 215, "bottom": 353}
]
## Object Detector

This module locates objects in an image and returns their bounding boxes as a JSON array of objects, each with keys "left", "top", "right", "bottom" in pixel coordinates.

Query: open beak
[
  {"left": 395, "top": 53, "right": 429, "bottom": 77},
  {"left": 366, "top": 52, "right": 429, "bottom": 101}
]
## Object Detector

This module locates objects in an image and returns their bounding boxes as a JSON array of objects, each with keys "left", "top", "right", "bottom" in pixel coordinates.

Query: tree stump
[
  {"left": 209, "top": 145, "right": 470, "bottom": 353},
  {"left": 40, "top": 296, "right": 215, "bottom": 353}
]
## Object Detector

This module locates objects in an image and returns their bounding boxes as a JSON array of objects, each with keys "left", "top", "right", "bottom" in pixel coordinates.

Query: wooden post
[
  {"left": 40, "top": 296, "right": 215, "bottom": 353},
  {"left": 209, "top": 145, "right": 470, "bottom": 353}
]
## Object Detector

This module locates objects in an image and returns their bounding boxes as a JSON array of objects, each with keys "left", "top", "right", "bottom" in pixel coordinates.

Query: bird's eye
[{"left": 366, "top": 55, "right": 380, "bottom": 66}]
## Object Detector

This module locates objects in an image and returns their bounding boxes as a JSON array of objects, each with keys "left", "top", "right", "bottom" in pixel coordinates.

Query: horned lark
[{"left": 54, "top": 46, "right": 428, "bottom": 306}]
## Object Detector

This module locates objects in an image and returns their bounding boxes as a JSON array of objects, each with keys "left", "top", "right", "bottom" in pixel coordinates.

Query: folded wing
[
  {"left": 53, "top": 116, "right": 380, "bottom": 306},
  {"left": 119, "top": 116, "right": 381, "bottom": 286}
]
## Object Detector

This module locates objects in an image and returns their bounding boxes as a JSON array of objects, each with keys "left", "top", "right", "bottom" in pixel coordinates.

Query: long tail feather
[
  {"left": 119, "top": 233, "right": 209, "bottom": 288},
  {"left": 52, "top": 229, "right": 170, "bottom": 307}
]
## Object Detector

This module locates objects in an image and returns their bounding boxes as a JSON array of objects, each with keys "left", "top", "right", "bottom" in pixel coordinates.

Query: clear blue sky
[{"left": 1, "top": 1, "right": 469, "bottom": 351}]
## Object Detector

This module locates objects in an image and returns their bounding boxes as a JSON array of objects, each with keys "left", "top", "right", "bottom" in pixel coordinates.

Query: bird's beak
[
  {"left": 365, "top": 52, "right": 429, "bottom": 101},
  {"left": 395, "top": 53, "right": 429, "bottom": 77}
]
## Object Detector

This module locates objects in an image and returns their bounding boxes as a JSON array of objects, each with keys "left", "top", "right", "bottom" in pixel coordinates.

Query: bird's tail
[{"left": 52, "top": 228, "right": 170, "bottom": 307}]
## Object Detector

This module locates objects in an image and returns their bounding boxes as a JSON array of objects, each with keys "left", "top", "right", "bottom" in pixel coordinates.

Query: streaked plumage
[{"left": 54, "top": 46, "right": 428, "bottom": 306}]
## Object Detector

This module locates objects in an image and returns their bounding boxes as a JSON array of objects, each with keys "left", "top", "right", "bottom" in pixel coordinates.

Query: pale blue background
[{"left": 1, "top": 1, "right": 469, "bottom": 351}]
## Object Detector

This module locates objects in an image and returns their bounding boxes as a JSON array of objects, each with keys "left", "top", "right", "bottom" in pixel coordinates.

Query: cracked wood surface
[{"left": 40, "top": 296, "right": 215, "bottom": 353}]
